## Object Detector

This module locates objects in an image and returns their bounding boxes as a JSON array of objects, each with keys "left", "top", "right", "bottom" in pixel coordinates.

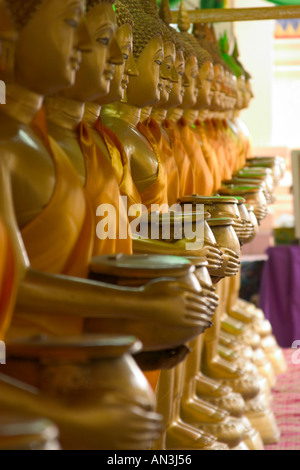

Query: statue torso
[
  {"left": 101, "top": 114, "right": 158, "bottom": 194},
  {"left": 0, "top": 113, "right": 56, "bottom": 229},
  {"left": 47, "top": 121, "right": 86, "bottom": 187}
]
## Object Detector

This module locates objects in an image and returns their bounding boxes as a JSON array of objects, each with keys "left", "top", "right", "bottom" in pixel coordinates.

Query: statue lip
[{"left": 104, "top": 68, "right": 114, "bottom": 81}]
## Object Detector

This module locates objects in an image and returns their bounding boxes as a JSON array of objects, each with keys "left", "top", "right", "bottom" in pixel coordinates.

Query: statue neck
[
  {"left": 183, "top": 109, "right": 199, "bottom": 125},
  {"left": 44, "top": 96, "right": 84, "bottom": 132},
  {"left": 84, "top": 102, "right": 101, "bottom": 127},
  {"left": 102, "top": 102, "right": 141, "bottom": 128},
  {"left": 167, "top": 107, "right": 184, "bottom": 124},
  {"left": 140, "top": 106, "right": 152, "bottom": 123},
  {"left": 0, "top": 83, "right": 43, "bottom": 125},
  {"left": 151, "top": 108, "right": 167, "bottom": 125},
  {"left": 197, "top": 109, "right": 208, "bottom": 121},
  {"left": 233, "top": 110, "right": 241, "bottom": 118},
  {"left": 224, "top": 110, "right": 233, "bottom": 120}
]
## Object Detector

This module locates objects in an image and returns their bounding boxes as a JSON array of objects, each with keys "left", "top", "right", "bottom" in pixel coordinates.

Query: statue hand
[
  {"left": 197, "top": 245, "right": 223, "bottom": 271},
  {"left": 220, "top": 248, "right": 240, "bottom": 277},
  {"left": 143, "top": 279, "right": 213, "bottom": 333},
  {"left": 54, "top": 402, "right": 163, "bottom": 450}
]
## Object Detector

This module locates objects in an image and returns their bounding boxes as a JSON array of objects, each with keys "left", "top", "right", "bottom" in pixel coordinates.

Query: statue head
[
  {"left": 138, "top": 0, "right": 177, "bottom": 107},
  {"left": 219, "top": 31, "right": 245, "bottom": 111},
  {"left": 194, "top": 23, "right": 227, "bottom": 112},
  {"left": 4, "top": 0, "right": 91, "bottom": 95},
  {"left": 124, "top": 0, "right": 163, "bottom": 108},
  {"left": 62, "top": 0, "right": 126, "bottom": 103},
  {"left": 195, "top": 60, "right": 214, "bottom": 110},
  {"left": 183, "top": 29, "right": 214, "bottom": 111},
  {"left": 0, "top": 0, "right": 18, "bottom": 83},
  {"left": 158, "top": 0, "right": 187, "bottom": 109},
  {"left": 177, "top": 2, "right": 202, "bottom": 110},
  {"left": 232, "top": 38, "right": 253, "bottom": 109},
  {"left": 97, "top": 1, "right": 138, "bottom": 105}
]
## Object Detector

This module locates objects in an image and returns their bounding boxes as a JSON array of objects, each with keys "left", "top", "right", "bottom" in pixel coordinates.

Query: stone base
[
  {"left": 245, "top": 396, "right": 280, "bottom": 445},
  {"left": 241, "top": 416, "right": 264, "bottom": 450}
]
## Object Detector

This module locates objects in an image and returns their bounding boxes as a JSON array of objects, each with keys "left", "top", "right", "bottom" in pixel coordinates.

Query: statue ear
[
  {"left": 0, "top": 38, "right": 16, "bottom": 83},
  {"left": 121, "top": 89, "right": 128, "bottom": 104}
]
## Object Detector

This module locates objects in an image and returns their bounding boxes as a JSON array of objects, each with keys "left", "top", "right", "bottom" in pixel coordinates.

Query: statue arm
[
  {"left": 0, "top": 156, "right": 146, "bottom": 321},
  {"left": 132, "top": 236, "right": 223, "bottom": 269},
  {"left": 0, "top": 373, "right": 163, "bottom": 451},
  {"left": 0, "top": 156, "right": 208, "bottom": 329}
]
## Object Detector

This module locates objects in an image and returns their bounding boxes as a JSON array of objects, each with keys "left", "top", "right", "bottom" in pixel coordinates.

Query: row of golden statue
[{"left": 0, "top": 0, "right": 287, "bottom": 450}]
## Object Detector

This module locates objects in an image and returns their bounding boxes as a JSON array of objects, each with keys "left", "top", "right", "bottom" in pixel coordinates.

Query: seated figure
[
  {"left": 0, "top": 0, "right": 207, "bottom": 348},
  {"left": 101, "top": 0, "right": 169, "bottom": 211}
]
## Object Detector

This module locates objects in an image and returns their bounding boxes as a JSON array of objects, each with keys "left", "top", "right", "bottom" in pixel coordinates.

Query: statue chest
[
  {"left": 10, "top": 131, "right": 56, "bottom": 230},
  {"left": 126, "top": 130, "right": 159, "bottom": 194}
]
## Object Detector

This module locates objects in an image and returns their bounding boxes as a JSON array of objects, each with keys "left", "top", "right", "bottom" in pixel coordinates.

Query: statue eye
[
  {"left": 123, "top": 53, "right": 129, "bottom": 60},
  {"left": 97, "top": 37, "right": 110, "bottom": 45},
  {"left": 65, "top": 19, "right": 79, "bottom": 28},
  {"left": 155, "top": 60, "right": 162, "bottom": 66}
]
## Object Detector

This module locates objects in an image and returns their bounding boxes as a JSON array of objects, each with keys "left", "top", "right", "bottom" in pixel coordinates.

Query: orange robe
[
  {"left": 0, "top": 218, "right": 17, "bottom": 341},
  {"left": 176, "top": 118, "right": 214, "bottom": 196},
  {"left": 13, "top": 109, "right": 132, "bottom": 337},
  {"left": 79, "top": 119, "right": 132, "bottom": 257},
  {"left": 136, "top": 120, "right": 168, "bottom": 211},
  {"left": 143, "top": 117, "right": 180, "bottom": 206},
  {"left": 205, "top": 119, "right": 232, "bottom": 182},
  {"left": 193, "top": 121, "right": 222, "bottom": 192},
  {"left": 218, "top": 120, "right": 236, "bottom": 175},
  {"left": 212, "top": 119, "right": 233, "bottom": 181},
  {"left": 164, "top": 119, "right": 195, "bottom": 197},
  {"left": 234, "top": 118, "right": 252, "bottom": 170},
  {"left": 25, "top": 110, "right": 94, "bottom": 280},
  {"left": 100, "top": 121, "right": 142, "bottom": 210},
  {"left": 9, "top": 109, "right": 94, "bottom": 337}
]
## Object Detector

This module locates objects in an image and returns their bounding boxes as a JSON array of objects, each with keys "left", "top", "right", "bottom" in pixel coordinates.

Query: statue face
[
  {"left": 63, "top": 2, "right": 124, "bottom": 103},
  {"left": 126, "top": 35, "right": 163, "bottom": 108},
  {"left": 194, "top": 60, "right": 214, "bottom": 110},
  {"left": 156, "top": 41, "right": 176, "bottom": 107},
  {"left": 99, "top": 23, "right": 138, "bottom": 105},
  {"left": 244, "top": 79, "right": 254, "bottom": 108},
  {"left": 222, "top": 69, "right": 229, "bottom": 110},
  {"left": 230, "top": 74, "right": 237, "bottom": 110},
  {"left": 163, "top": 50, "right": 186, "bottom": 110},
  {"left": 15, "top": 0, "right": 88, "bottom": 95},
  {"left": 236, "top": 75, "right": 246, "bottom": 110},
  {"left": 0, "top": 0, "right": 18, "bottom": 82},
  {"left": 180, "top": 55, "right": 198, "bottom": 110},
  {"left": 210, "top": 63, "right": 224, "bottom": 111}
]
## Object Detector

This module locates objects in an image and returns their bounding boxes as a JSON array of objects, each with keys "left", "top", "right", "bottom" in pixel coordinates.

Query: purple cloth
[{"left": 259, "top": 246, "right": 300, "bottom": 348}]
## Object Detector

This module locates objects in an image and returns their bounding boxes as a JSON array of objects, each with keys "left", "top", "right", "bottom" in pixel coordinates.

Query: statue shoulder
[
  {"left": 0, "top": 112, "right": 24, "bottom": 143},
  {"left": 102, "top": 115, "right": 134, "bottom": 150}
]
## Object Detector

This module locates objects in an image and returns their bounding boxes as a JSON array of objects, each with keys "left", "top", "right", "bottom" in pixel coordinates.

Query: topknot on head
[
  {"left": 115, "top": 1, "right": 134, "bottom": 27},
  {"left": 4, "top": 0, "right": 44, "bottom": 30}
]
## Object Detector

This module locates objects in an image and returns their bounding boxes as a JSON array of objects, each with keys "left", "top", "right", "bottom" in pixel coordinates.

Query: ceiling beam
[{"left": 171, "top": 5, "right": 300, "bottom": 23}]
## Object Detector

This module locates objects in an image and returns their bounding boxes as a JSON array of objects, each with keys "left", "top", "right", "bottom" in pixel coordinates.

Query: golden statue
[
  {"left": 0, "top": 0, "right": 220, "bottom": 450},
  {"left": 101, "top": 0, "right": 169, "bottom": 209},
  {"left": 152, "top": 0, "right": 195, "bottom": 199},
  {"left": 0, "top": 0, "right": 207, "bottom": 350}
]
